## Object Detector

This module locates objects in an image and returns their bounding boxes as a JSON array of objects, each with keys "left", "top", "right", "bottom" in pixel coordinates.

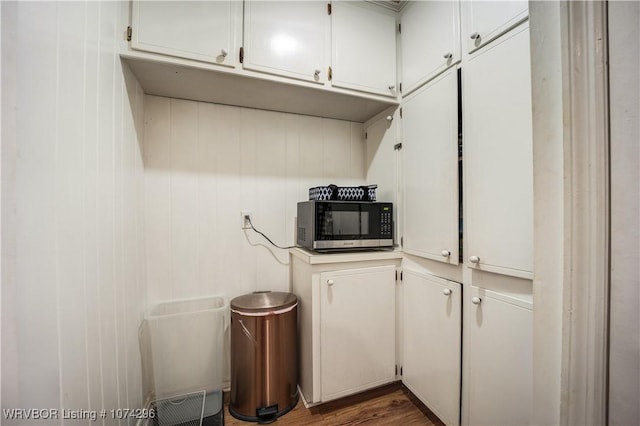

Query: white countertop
[{"left": 289, "top": 247, "right": 403, "bottom": 265}]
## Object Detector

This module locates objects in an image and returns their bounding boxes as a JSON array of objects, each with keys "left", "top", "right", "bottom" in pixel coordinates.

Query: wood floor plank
[{"left": 224, "top": 383, "right": 445, "bottom": 425}]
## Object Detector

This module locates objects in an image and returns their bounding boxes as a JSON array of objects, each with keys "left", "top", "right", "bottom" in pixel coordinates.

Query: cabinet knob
[
  {"left": 442, "top": 288, "right": 452, "bottom": 296},
  {"left": 386, "top": 115, "right": 393, "bottom": 122},
  {"left": 441, "top": 249, "right": 451, "bottom": 258},
  {"left": 327, "top": 279, "right": 334, "bottom": 286},
  {"left": 388, "top": 85, "right": 395, "bottom": 91},
  {"left": 470, "top": 32, "right": 481, "bottom": 40},
  {"left": 443, "top": 52, "right": 453, "bottom": 60},
  {"left": 220, "top": 49, "right": 228, "bottom": 57},
  {"left": 314, "top": 69, "right": 321, "bottom": 78},
  {"left": 471, "top": 296, "right": 482, "bottom": 305},
  {"left": 469, "top": 255, "right": 480, "bottom": 264}
]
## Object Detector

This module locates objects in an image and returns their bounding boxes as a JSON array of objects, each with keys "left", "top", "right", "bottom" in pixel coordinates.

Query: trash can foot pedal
[{"left": 257, "top": 405, "right": 278, "bottom": 424}]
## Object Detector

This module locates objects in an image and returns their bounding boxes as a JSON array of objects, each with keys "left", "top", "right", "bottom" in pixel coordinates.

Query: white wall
[
  {"left": 528, "top": 2, "right": 564, "bottom": 423},
  {"left": 608, "top": 2, "right": 640, "bottom": 424},
  {"left": 143, "top": 96, "right": 366, "bottom": 304},
  {"left": 1, "top": 2, "right": 146, "bottom": 424}
]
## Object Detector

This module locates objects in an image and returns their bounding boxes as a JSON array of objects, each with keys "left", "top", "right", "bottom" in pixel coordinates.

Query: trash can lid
[{"left": 231, "top": 291, "right": 297, "bottom": 314}]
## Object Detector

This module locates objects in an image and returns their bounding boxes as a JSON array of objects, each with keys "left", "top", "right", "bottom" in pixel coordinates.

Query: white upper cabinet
[
  {"left": 403, "top": 270, "right": 461, "bottom": 426},
  {"left": 130, "top": 1, "right": 241, "bottom": 67},
  {"left": 464, "top": 25, "right": 533, "bottom": 279},
  {"left": 330, "top": 2, "right": 397, "bottom": 97},
  {"left": 243, "top": 1, "right": 328, "bottom": 83},
  {"left": 403, "top": 69, "right": 459, "bottom": 265},
  {"left": 400, "top": 0, "right": 460, "bottom": 95},
  {"left": 464, "top": 0, "right": 528, "bottom": 52}
]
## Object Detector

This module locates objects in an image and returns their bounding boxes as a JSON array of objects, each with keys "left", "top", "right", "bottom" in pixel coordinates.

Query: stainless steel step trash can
[{"left": 229, "top": 291, "right": 298, "bottom": 423}]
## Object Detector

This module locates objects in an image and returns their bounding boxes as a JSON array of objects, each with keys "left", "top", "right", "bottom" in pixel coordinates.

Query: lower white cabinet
[
  {"left": 402, "top": 269, "right": 461, "bottom": 426},
  {"left": 291, "top": 249, "right": 401, "bottom": 405},
  {"left": 319, "top": 267, "right": 396, "bottom": 401},
  {"left": 464, "top": 285, "right": 533, "bottom": 425}
]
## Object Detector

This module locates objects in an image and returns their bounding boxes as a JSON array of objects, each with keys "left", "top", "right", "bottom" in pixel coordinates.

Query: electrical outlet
[{"left": 241, "top": 210, "right": 252, "bottom": 229}]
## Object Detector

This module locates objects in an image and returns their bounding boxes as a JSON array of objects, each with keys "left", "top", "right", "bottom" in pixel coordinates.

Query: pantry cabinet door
[
  {"left": 465, "top": 286, "right": 532, "bottom": 425},
  {"left": 464, "top": 25, "right": 533, "bottom": 279},
  {"left": 403, "top": 69, "right": 459, "bottom": 264},
  {"left": 331, "top": 2, "right": 397, "bottom": 97},
  {"left": 243, "top": 1, "right": 328, "bottom": 83},
  {"left": 131, "top": 1, "right": 241, "bottom": 67},
  {"left": 319, "top": 266, "right": 396, "bottom": 402},
  {"left": 464, "top": 0, "right": 528, "bottom": 52},
  {"left": 403, "top": 270, "right": 461, "bottom": 426},
  {"left": 400, "top": 0, "right": 460, "bottom": 94}
]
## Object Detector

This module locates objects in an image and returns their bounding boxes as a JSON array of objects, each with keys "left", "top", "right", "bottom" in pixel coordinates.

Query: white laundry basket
[{"left": 139, "top": 296, "right": 228, "bottom": 426}]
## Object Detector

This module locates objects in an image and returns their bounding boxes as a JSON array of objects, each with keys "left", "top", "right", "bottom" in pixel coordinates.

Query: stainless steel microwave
[{"left": 296, "top": 201, "right": 393, "bottom": 250}]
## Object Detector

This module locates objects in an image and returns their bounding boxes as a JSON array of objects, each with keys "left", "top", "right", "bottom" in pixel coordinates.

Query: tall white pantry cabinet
[
  {"left": 124, "top": 1, "right": 534, "bottom": 425},
  {"left": 393, "top": 1, "right": 534, "bottom": 426}
]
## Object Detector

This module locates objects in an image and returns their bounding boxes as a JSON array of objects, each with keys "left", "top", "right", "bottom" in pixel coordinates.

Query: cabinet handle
[
  {"left": 443, "top": 52, "right": 453, "bottom": 59},
  {"left": 469, "top": 255, "right": 480, "bottom": 264},
  {"left": 470, "top": 32, "right": 481, "bottom": 40},
  {"left": 471, "top": 296, "right": 482, "bottom": 305},
  {"left": 443, "top": 288, "right": 452, "bottom": 296},
  {"left": 327, "top": 279, "right": 334, "bottom": 286},
  {"left": 388, "top": 85, "right": 395, "bottom": 91},
  {"left": 220, "top": 49, "right": 228, "bottom": 58},
  {"left": 441, "top": 249, "right": 451, "bottom": 258}
]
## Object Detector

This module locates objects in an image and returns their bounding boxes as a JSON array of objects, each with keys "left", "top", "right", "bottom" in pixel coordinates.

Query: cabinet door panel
[
  {"left": 319, "top": 266, "right": 396, "bottom": 401},
  {"left": 243, "top": 1, "right": 327, "bottom": 83},
  {"left": 403, "top": 270, "right": 461, "bottom": 425},
  {"left": 131, "top": 1, "right": 240, "bottom": 66},
  {"left": 464, "top": 26, "right": 533, "bottom": 278},
  {"left": 401, "top": 0, "right": 460, "bottom": 94},
  {"left": 331, "top": 2, "right": 397, "bottom": 96},
  {"left": 403, "top": 69, "right": 459, "bottom": 264},
  {"left": 466, "top": 286, "right": 532, "bottom": 425},
  {"left": 464, "top": 0, "right": 528, "bottom": 52}
]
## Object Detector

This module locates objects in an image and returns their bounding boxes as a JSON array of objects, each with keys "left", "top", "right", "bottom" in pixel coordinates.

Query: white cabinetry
[
  {"left": 465, "top": 286, "right": 532, "bottom": 425},
  {"left": 243, "top": 1, "right": 328, "bottom": 83},
  {"left": 330, "top": 2, "right": 397, "bottom": 97},
  {"left": 403, "top": 269, "right": 461, "bottom": 425},
  {"left": 291, "top": 249, "right": 401, "bottom": 405},
  {"left": 464, "top": 0, "right": 528, "bottom": 52},
  {"left": 130, "top": 1, "right": 241, "bottom": 67},
  {"left": 319, "top": 267, "right": 396, "bottom": 401},
  {"left": 400, "top": 0, "right": 460, "bottom": 94},
  {"left": 403, "top": 69, "right": 459, "bottom": 264},
  {"left": 464, "top": 25, "right": 533, "bottom": 279}
]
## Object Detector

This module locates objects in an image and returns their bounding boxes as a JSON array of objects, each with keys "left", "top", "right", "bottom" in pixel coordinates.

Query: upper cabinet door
[
  {"left": 243, "top": 1, "right": 328, "bottom": 83},
  {"left": 403, "top": 69, "right": 459, "bottom": 265},
  {"left": 464, "top": 26, "right": 533, "bottom": 279},
  {"left": 131, "top": 1, "right": 241, "bottom": 67},
  {"left": 464, "top": 0, "right": 528, "bottom": 52},
  {"left": 331, "top": 2, "right": 397, "bottom": 97},
  {"left": 400, "top": 0, "right": 460, "bottom": 95}
]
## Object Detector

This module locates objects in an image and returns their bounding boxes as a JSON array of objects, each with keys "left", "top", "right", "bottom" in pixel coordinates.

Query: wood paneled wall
[
  {"left": 1, "top": 2, "right": 146, "bottom": 423},
  {"left": 143, "top": 96, "right": 366, "bottom": 304}
]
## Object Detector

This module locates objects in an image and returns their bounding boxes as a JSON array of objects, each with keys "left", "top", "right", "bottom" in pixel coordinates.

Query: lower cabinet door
[
  {"left": 465, "top": 286, "right": 533, "bottom": 425},
  {"left": 403, "top": 269, "right": 461, "bottom": 425},
  {"left": 319, "top": 265, "right": 396, "bottom": 402}
]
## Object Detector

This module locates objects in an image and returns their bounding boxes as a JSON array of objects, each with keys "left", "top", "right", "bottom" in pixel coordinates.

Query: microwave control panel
[{"left": 380, "top": 203, "right": 393, "bottom": 239}]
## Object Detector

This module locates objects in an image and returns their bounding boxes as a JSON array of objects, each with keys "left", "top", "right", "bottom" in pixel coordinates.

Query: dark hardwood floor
[{"left": 224, "top": 382, "right": 445, "bottom": 425}]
